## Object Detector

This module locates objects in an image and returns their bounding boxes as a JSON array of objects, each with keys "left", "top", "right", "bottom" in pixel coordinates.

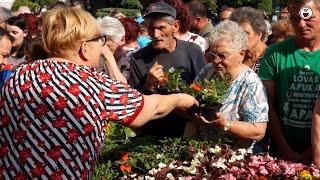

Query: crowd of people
[{"left": 0, "top": 0, "right": 320, "bottom": 179}]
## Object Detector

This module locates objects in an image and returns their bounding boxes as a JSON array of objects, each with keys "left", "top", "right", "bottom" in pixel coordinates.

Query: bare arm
[
  {"left": 200, "top": 112, "right": 267, "bottom": 141},
  {"left": 129, "top": 93, "right": 197, "bottom": 128},
  {"left": 101, "top": 45, "right": 127, "bottom": 83},
  {"left": 312, "top": 99, "right": 320, "bottom": 166},
  {"left": 263, "top": 80, "right": 297, "bottom": 156},
  {"left": 228, "top": 121, "right": 267, "bottom": 141}
]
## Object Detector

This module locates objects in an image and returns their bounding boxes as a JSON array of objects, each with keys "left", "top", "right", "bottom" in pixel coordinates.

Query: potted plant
[{"left": 164, "top": 68, "right": 230, "bottom": 121}]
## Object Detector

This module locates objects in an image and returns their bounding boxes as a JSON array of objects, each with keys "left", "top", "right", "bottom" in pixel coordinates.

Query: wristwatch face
[{"left": 224, "top": 122, "right": 231, "bottom": 132}]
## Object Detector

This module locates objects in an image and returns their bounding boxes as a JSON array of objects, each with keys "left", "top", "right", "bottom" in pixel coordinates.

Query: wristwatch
[{"left": 223, "top": 121, "right": 231, "bottom": 132}]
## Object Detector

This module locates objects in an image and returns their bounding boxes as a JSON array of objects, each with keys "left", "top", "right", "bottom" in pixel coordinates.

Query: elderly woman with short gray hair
[
  {"left": 196, "top": 20, "right": 269, "bottom": 153},
  {"left": 98, "top": 16, "right": 125, "bottom": 54}
]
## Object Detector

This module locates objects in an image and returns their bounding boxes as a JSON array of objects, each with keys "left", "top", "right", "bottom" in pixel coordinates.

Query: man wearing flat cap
[{"left": 129, "top": 2, "right": 205, "bottom": 137}]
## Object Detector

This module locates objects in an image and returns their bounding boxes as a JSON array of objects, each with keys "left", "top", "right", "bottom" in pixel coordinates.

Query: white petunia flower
[
  {"left": 209, "top": 145, "right": 221, "bottom": 155},
  {"left": 169, "top": 162, "right": 176, "bottom": 169},
  {"left": 156, "top": 154, "right": 163, "bottom": 159},
  {"left": 158, "top": 162, "right": 167, "bottom": 168},
  {"left": 145, "top": 176, "right": 155, "bottom": 180},
  {"left": 183, "top": 166, "right": 197, "bottom": 174},
  {"left": 148, "top": 168, "right": 160, "bottom": 175},
  {"left": 167, "top": 173, "right": 174, "bottom": 180},
  {"left": 237, "top": 148, "right": 247, "bottom": 156}
]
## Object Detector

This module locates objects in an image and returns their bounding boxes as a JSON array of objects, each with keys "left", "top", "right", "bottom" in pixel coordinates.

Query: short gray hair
[
  {"left": 230, "top": 7, "right": 267, "bottom": 42},
  {"left": 209, "top": 20, "right": 248, "bottom": 50},
  {"left": 0, "top": 6, "right": 12, "bottom": 23},
  {"left": 97, "top": 16, "right": 125, "bottom": 44}
]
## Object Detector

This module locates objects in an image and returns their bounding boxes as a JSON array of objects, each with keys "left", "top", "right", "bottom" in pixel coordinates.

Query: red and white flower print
[
  {"left": 120, "top": 93, "right": 129, "bottom": 106},
  {"left": 54, "top": 96, "right": 68, "bottom": 110},
  {"left": 21, "top": 81, "right": 32, "bottom": 92},
  {"left": 39, "top": 72, "right": 51, "bottom": 83},
  {"left": 68, "top": 84, "right": 81, "bottom": 96},
  {"left": 50, "top": 169, "right": 64, "bottom": 180},
  {"left": 72, "top": 104, "right": 85, "bottom": 119},
  {"left": 47, "top": 146, "right": 62, "bottom": 161},
  {"left": 0, "top": 143, "right": 9, "bottom": 157},
  {"left": 67, "top": 129, "right": 80, "bottom": 143},
  {"left": 53, "top": 116, "right": 68, "bottom": 129},
  {"left": 14, "top": 172, "right": 27, "bottom": 180},
  {"left": 30, "top": 162, "right": 45, "bottom": 177},
  {"left": 19, "top": 148, "right": 32, "bottom": 164},
  {"left": 35, "top": 105, "right": 49, "bottom": 118},
  {"left": 83, "top": 123, "right": 94, "bottom": 135},
  {"left": 13, "top": 130, "right": 27, "bottom": 144},
  {"left": 1, "top": 114, "right": 10, "bottom": 128}
]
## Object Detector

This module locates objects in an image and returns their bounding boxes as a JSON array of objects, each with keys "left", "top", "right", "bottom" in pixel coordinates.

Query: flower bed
[{"left": 93, "top": 123, "right": 320, "bottom": 179}]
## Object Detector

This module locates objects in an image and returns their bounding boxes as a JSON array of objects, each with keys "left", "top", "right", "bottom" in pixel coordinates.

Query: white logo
[{"left": 299, "top": 6, "right": 313, "bottom": 20}]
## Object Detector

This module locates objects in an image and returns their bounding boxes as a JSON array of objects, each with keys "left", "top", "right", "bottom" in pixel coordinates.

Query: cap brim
[{"left": 143, "top": 11, "right": 175, "bottom": 19}]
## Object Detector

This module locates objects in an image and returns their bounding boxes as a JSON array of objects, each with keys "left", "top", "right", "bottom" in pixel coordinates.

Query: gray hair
[
  {"left": 230, "top": 7, "right": 267, "bottom": 42},
  {"left": 97, "top": 16, "right": 125, "bottom": 44},
  {"left": 209, "top": 20, "right": 248, "bottom": 50},
  {"left": 0, "top": 6, "right": 12, "bottom": 23}
]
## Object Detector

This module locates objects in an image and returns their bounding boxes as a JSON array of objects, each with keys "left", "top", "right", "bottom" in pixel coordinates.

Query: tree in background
[
  {"left": 12, "top": 0, "right": 59, "bottom": 13},
  {"left": 121, "top": 0, "right": 142, "bottom": 10},
  {"left": 11, "top": 0, "right": 38, "bottom": 11},
  {"left": 258, "top": 0, "right": 273, "bottom": 15}
]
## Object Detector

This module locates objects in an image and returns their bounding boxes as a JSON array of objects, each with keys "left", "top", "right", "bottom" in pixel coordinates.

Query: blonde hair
[{"left": 42, "top": 8, "right": 100, "bottom": 58}]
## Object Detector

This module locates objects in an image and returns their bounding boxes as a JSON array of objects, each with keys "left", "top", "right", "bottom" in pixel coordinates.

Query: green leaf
[{"left": 124, "top": 127, "right": 136, "bottom": 138}]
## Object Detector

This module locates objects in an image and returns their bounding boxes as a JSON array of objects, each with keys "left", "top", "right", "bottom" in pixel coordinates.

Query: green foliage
[
  {"left": 164, "top": 68, "right": 230, "bottom": 107},
  {"left": 93, "top": 123, "right": 213, "bottom": 179},
  {"left": 121, "top": 0, "right": 142, "bottom": 10},
  {"left": 258, "top": 0, "right": 273, "bottom": 15},
  {"left": 201, "top": 0, "right": 217, "bottom": 11},
  {"left": 216, "top": 0, "right": 262, "bottom": 9},
  {"left": 96, "top": 8, "right": 141, "bottom": 18},
  {"left": 11, "top": 0, "right": 38, "bottom": 11},
  {"left": 33, "top": 0, "right": 59, "bottom": 8}
]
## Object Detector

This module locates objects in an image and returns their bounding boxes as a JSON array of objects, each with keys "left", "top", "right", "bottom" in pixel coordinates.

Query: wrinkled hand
[
  {"left": 176, "top": 93, "right": 199, "bottom": 110},
  {"left": 101, "top": 43, "right": 114, "bottom": 61},
  {"left": 195, "top": 112, "right": 227, "bottom": 128},
  {"left": 146, "top": 62, "right": 165, "bottom": 91}
]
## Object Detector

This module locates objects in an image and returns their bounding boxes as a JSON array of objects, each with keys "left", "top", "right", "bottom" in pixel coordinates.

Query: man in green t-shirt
[{"left": 259, "top": 0, "right": 320, "bottom": 164}]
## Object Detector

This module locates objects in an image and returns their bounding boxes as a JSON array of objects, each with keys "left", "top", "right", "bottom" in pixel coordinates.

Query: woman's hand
[
  {"left": 176, "top": 93, "right": 199, "bottom": 110},
  {"left": 196, "top": 112, "right": 227, "bottom": 129},
  {"left": 101, "top": 44, "right": 114, "bottom": 61}
]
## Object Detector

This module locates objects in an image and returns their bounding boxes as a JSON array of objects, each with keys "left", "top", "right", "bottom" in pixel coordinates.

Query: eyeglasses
[
  {"left": 86, "top": 35, "right": 107, "bottom": 46},
  {"left": 208, "top": 52, "right": 233, "bottom": 62}
]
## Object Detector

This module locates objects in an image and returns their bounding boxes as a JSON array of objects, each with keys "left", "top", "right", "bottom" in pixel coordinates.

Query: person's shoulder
[
  {"left": 266, "top": 37, "right": 294, "bottom": 54},
  {"left": 131, "top": 43, "right": 154, "bottom": 61},
  {"left": 240, "top": 68, "right": 262, "bottom": 83},
  {"left": 177, "top": 39, "right": 203, "bottom": 53}
]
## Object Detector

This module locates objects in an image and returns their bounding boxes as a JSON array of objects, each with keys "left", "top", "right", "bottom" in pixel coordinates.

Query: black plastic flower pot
[{"left": 199, "top": 103, "right": 222, "bottom": 121}]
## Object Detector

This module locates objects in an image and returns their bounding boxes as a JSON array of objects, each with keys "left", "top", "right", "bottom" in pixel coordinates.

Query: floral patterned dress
[{"left": 0, "top": 60, "right": 144, "bottom": 179}]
